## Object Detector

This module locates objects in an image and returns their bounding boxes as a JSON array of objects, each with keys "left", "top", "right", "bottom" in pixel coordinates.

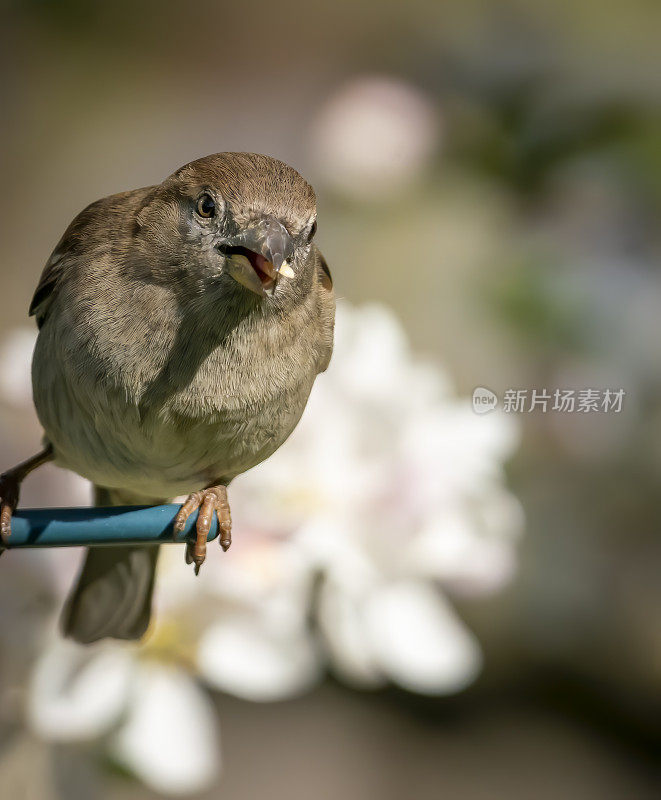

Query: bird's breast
[{"left": 32, "top": 300, "right": 320, "bottom": 497}]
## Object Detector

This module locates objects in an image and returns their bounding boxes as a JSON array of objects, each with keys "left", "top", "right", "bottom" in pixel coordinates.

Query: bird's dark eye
[
  {"left": 196, "top": 193, "right": 216, "bottom": 218},
  {"left": 307, "top": 219, "right": 317, "bottom": 243}
]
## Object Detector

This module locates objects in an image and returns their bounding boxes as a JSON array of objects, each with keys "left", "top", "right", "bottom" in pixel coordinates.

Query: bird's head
[{"left": 134, "top": 153, "right": 319, "bottom": 309}]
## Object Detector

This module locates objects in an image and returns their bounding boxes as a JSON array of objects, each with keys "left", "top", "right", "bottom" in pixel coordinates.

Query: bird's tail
[{"left": 61, "top": 486, "right": 165, "bottom": 644}]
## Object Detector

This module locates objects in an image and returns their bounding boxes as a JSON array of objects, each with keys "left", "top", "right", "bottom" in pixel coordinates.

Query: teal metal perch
[{"left": 1, "top": 505, "right": 219, "bottom": 549}]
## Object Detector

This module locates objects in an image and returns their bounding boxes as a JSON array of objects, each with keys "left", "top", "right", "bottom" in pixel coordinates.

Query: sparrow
[{"left": 0, "top": 152, "right": 334, "bottom": 644}]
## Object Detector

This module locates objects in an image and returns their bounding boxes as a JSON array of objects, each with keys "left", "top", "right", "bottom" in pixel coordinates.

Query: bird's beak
[{"left": 220, "top": 217, "right": 295, "bottom": 296}]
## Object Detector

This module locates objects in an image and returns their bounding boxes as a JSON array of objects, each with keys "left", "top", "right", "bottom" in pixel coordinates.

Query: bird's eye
[
  {"left": 307, "top": 219, "right": 317, "bottom": 243},
  {"left": 196, "top": 193, "right": 216, "bottom": 218}
]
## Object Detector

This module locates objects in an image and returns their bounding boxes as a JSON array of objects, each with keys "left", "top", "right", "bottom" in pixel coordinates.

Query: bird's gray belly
[{"left": 33, "top": 346, "right": 313, "bottom": 498}]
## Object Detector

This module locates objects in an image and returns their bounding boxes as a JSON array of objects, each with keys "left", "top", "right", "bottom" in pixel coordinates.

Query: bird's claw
[
  {"left": 172, "top": 486, "right": 232, "bottom": 573},
  {"left": 0, "top": 472, "right": 21, "bottom": 548}
]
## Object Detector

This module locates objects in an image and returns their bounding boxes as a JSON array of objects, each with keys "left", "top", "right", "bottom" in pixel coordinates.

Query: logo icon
[{"left": 472, "top": 387, "right": 498, "bottom": 414}]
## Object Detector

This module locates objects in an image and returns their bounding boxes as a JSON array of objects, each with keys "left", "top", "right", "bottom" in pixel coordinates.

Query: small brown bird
[{"left": 0, "top": 152, "right": 334, "bottom": 643}]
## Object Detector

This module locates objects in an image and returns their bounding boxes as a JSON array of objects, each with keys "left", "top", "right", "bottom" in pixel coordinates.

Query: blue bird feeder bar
[{"left": 1, "top": 505, "right": 219, "bottom": 549}]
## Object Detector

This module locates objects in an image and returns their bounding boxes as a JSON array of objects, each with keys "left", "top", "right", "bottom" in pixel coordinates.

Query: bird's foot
[
  {"left": 0, "top": 470, "right": 21, "bottom": 548},
  {"left": 0, "top": 446, "right": 54, "bottom": 550},
  {"left": 173, "top": 486, "right": 232, "bottom": 575}
]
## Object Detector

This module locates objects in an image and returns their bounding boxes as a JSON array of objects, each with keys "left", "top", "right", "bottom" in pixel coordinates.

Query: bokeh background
[{"left": 1, "top": 1, "right": 660, "bottom": 798}]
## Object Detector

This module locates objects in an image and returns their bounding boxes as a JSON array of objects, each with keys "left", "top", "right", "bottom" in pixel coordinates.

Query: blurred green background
[{"left": 1, "top": 0, "right": 660, "bottom": 798}]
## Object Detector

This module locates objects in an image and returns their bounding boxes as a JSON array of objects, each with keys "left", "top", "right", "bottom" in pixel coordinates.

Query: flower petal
[
  {"left": 363, "top": 582, "right": 482, "bottom": 694},
  {"left": 316, "top": 580, "right": 385, "bottom": 688},
  {"left": 111, "top": 662, "right": 220, "bottom": 795},
  {"left": 407, "top": 494, "right": 523, "bottom": 595},
  {"left": 197, "top": 615, "right": 321, "bottom": 702},
  {"left": 27, "top": 641, "right": 133, "bottom": 741}
]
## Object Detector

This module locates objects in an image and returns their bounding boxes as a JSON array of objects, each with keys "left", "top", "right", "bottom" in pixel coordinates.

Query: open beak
[{"left": 220, "top": 216, "right": 295, "bottom": 296}]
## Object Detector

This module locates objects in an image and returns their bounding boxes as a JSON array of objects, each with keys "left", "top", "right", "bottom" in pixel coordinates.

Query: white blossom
[
  {"left": 110, "top": 662, "right": 220, "bottom": 796},
  {"left": 27, "top": 638, "right": 221, "bottom": 796},
  {"left": 205, "top": 302, "right": 522, "bottom": 694},
  {"left": 16, "top": 301, "right": 522, "bottom": 792}
]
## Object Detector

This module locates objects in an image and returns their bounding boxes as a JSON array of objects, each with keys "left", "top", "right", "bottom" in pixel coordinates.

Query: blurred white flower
[
  {"left": 198, "top": 612, "right": 320, "bottom": 702},
  {"left": 361, "top": 582, "right": 481, "bottom": 694},
  {"left": 209, "top": 302, "right": 522, "bottom": 694},
  {"left": 154, "top": 538, "right": 323, "bottom": 703},
  {"left": 28, "top": 639, "right": 220, "bottom": 795},
  {"left": 28, "top": 641, "right": 134, "bottom": 741},
  {"left": 111, "top": 661, "right": 219, "bottom": 795},
  {"left": 19, "top": 300, "right": 522, "bottom": 793},
  {"left": 310, "top": 75, "right": 439, "bottom": 199}
]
